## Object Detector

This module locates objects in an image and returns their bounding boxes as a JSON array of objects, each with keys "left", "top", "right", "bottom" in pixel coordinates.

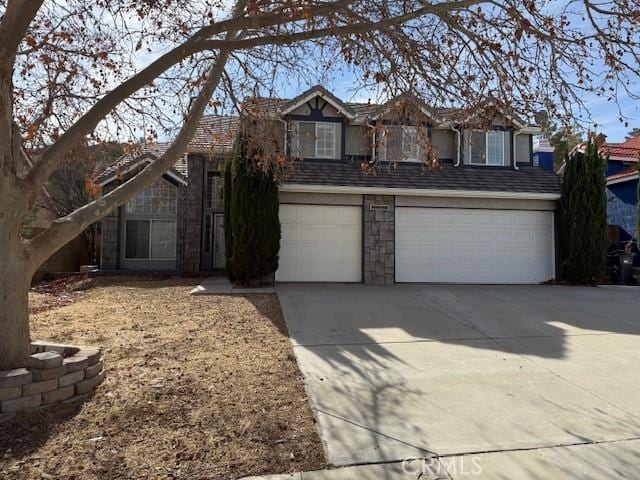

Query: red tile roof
[{"left": 600, "top": 135, "right": 640, "bottom": 160}]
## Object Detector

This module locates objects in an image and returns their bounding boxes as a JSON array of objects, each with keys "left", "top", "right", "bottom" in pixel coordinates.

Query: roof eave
[{"left": 279, "top": 183, "right": 560, "bottom": 200}]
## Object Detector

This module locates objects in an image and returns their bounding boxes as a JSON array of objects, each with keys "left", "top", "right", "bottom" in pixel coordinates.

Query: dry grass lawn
[{"left": 0, "top": 277, "right": 325, "bottom": 479}]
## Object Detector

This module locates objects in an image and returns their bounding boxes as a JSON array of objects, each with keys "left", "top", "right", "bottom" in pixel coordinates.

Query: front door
[
  {"left": 213, "top": 214, "right": 225, "bottom": 269},
  {"left": 200, "top": 169, "right": 224, "bottom": 271}
]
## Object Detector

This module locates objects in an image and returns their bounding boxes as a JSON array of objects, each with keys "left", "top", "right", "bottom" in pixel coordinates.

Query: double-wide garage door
[
  {"left": 276, "top": 204, "right": 362, "bottom": 282},
  {"left": 396, "top": 207, "right": 555, "bottom": 284},
  {"left": 276, "top": 203, "right": 555, "bottom": 284}
]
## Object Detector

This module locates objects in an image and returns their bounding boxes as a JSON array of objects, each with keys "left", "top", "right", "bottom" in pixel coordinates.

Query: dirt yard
[{"left": 0, "top": 277, "right": 325, "bottom": 479}]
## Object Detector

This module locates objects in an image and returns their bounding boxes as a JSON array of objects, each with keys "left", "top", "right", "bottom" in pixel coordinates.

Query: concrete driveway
[{"left": 276, "top": 284, "right": 640, "bottom": 478}]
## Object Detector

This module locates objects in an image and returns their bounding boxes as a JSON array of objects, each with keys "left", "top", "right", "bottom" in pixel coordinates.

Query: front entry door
[
  {"left": 200, "top": 169, "right": 224, "bottom": 271},
  {"left": 213, "top": 214, "right": 225, "bottom": 269}
]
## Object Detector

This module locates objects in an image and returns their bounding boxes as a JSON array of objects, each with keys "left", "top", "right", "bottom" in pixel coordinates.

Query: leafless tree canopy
[{"left": 1, "top": 0, "right": 640, "bottom": 368}]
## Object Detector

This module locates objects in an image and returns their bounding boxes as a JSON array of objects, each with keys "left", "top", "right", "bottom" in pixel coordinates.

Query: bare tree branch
[
  {"left": 0, "top": 0, "right": 44, "bottom": 63},
  {"left": 26, "top": 52, "right": 230, "bottom": 270}
]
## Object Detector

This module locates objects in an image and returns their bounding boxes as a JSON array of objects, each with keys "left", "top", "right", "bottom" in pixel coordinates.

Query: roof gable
[
  {"left": 370, "top": 93, "right": 442, "bottom": 124},
  {"left": 278, "top": 85, "right": 356, "bottom": 120},
  {"left": 96, "top": 146, "right": 188, "bottom": 187}
]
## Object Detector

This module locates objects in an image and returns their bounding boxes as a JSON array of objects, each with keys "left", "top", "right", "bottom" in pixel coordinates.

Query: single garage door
[
  {"left": 396, "top": 207, "right": 555, "bottom": 284},
  {"left": 276, "top": 204, "right": 362, "bottom": 282}
]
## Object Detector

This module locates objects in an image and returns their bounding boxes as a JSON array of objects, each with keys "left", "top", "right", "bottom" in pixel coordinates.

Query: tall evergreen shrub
[
  {"left": 229, "top": 128, "right": 281, "bottom": 285},
  {"left": 558, "top": 139, "right": 608, "bottom": 284},
  {"left": 222, "top": 155, "right": 234, "bottom": 281}
]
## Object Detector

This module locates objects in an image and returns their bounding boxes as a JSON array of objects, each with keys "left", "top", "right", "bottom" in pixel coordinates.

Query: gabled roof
[
  {"left": 277, "top": 85, "right": 357, "bottom": 119},
  {"left": 97, "top": 115, "right": 240, "bottom": 186},
  {"left": 242, "top": 87, "right": 539, "bottom": 130},
  {"left": 368, "top": 93, "right": 442, "bottom": 124},
  {"left": 457, "top": 99, "right": 532, "bottom": 130},
  {"left": 95, "top": 144, "right": 187, "bottom": 186}
]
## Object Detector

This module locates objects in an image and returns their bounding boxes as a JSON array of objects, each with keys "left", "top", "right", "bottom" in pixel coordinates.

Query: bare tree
[{"left": 2, "top": 0, "right": 640, "bottom": 369}]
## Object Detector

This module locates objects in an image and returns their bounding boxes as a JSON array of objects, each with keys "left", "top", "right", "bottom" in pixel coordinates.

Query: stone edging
[{"left": 0, "top": 341, "right": 105, "bottom": 420}]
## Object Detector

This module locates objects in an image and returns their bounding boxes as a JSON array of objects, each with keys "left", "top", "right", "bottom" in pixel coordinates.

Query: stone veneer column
[
  {"left": 363, "top": 195, "right": 395, "bottom": 285},
  {"left": 181, "top": 155, "right": 205, "bottom": 274},
  {"left": 100, "top": 182, "right": 120, "bottom": 269}
]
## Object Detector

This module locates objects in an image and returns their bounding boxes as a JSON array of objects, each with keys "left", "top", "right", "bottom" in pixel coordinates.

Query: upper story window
[
  {"left": 380, "top": 125, "right": 425, "bottom": 162},
  {"left": 470, "top": 130, "right": 506, "bottom": 166},
  {"left": 206, "top": 171, "right": 223, "bottom": 209},
  {"left": 126, "top": 178, "right": 177, "bottom": 214},
  {"left": 295, "top": 121, "right": 339, "bottom": 159}
]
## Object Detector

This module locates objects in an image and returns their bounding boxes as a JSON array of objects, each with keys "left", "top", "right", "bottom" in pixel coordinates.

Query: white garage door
[
  {"left": 276, "top": 204, "right": 362, "bottom": 282},
  {"left": 396, "top": 207, "right": 555, "bottom": 284}
]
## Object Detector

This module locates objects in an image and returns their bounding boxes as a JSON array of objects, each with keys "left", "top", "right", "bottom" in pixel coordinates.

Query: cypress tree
[
  {"left": 230, "top": 127, "right": 281, "bottom": 285},
  {"left": 222, "top": 155, "right": 234, "bottom": 282},
  {"left": 558, "top": 139, "right": 608, "bottom": 284}
]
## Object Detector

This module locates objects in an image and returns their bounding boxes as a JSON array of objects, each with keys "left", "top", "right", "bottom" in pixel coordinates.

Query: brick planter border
[{"left": 0, "top": 341, "right": 105, "bottom": 420}]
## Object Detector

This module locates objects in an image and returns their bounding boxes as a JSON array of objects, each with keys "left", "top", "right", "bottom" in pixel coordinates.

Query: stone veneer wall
[
  {"left": 100, "top": 182, "right": 121, "bottom": 269},
  {"left": 0, "top": 342, "right": 104, "bottom": 421},
  {"left": 363, "top": 194, "right": 395, "bottom": 285},
  {"left": 182, "top": 154, "right": 205, "bottom": 274}
]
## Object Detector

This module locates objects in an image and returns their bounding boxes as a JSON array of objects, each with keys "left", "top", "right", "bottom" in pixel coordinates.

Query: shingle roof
[
  {"left": 189, "top": 115, "right": 240, "bottom": 153},
  {"left": 283, "top": 160, "right": 560, "bottom": 195},
  {"left": 243, "top": 91, "right": 529, "bottom": 128},
  {"left": 95, "top": 144, "right": 188, "bottom": 185}
]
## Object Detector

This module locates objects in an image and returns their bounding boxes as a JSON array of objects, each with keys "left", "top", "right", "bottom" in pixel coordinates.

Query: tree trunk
[{"left": 0, "top": 213, "right": 32, "bottom": 370}]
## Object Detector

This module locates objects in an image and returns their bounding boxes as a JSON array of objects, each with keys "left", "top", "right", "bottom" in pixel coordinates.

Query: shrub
[
  {"left": 229, "top": 128, "right": 281, "bottom": 285},
  {"left": 558, "top": 138, "right": 608, "bottom": 284},
  {"left": 223, "top": 156, "right": 235, "bottom": 282}
]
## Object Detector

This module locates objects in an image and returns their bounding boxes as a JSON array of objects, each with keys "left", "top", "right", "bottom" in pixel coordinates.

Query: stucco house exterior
[
  {"left": 600, "top": 136, "right": 639, "bottom": 244},
  {"left": 97, "top": 85, "right": 560, "bottom": 284}
]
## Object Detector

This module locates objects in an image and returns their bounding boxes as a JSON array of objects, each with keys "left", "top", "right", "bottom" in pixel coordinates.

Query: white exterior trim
[
  {"left": 280, "top": 183, "right": 561, "bottom": 200},
  {"left": 606, "top": 155, "right": 639, "bottom": 162},
  {"left": 607, "top": 173, "right": 639, "bottom": 186},
  {"left": 97, "top": 157, "right": 187, "bottom": 187},
  {"left": 279, "top": 91, "right": 356, "bottom": 120},
  {"left": 534, "top": 146, "right": 555, "bottom": 153}
]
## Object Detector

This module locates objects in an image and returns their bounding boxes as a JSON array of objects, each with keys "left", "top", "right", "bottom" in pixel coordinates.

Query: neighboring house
[
  {"left": 98, "top": 85, "right": 560, "bottom": 284},
  {"left": 559, "top": 134, "right": 639, "bottom": 245},
  {"left": 600, "top": 136, "right": 639, "bottom": 244},
  {"left": 532, "top": 136, "right": 555, "bottom": 172}
]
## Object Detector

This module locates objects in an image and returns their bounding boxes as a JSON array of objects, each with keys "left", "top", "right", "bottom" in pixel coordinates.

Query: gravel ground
[{"left": 0, "top": 277, "right": 325, "bottom": 479}]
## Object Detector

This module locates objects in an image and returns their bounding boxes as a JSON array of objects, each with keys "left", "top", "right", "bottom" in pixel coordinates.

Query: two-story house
[{"left": 97, "top": 85, "right": 560, "bottom": 284}]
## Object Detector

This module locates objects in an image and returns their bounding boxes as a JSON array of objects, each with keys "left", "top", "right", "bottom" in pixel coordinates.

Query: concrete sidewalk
[{"left": 242, "top": 438, "right": 640, "bottom": 479}]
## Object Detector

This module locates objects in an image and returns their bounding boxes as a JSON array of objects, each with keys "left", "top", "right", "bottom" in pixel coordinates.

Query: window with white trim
[
  {"left": 296, "top": 121, "right": 338, "bottom": 158},
  {"left": 469, "top": 130, "right": 506, "bottom": 166},
  {"left": 126, "top": 178, "right": 177, "bottom": 214},
  {"left": 380, "top": 125, "right": 424, "bottom": 162},
  {"left": 124, "top": 178, "right": 177, "bottom": 260},
  {"left": 401, "top": 126, "right": 419, "bottom": 162}
]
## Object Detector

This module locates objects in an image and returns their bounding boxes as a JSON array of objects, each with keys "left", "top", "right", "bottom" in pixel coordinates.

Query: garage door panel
[
  {"left": 277, "top": 204, "right": 362, "bottom": 282},
  {"left": 396, "top": 207, "right": 554, "bottom": 284}
]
